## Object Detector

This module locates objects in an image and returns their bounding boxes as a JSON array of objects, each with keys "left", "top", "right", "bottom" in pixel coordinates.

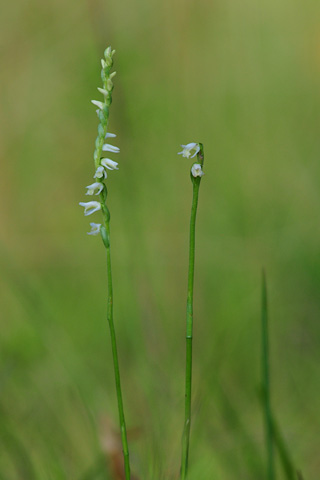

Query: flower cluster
[
  {"left": 79, "top": 47, "right": 119, "bottom": 235},
  {"left": 178, "top": 142, "right": 204, "bottom": 178}
]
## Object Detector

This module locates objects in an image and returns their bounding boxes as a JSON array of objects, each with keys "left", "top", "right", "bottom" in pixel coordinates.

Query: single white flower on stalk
[
  {"left": 191, "top": 163, "right": 204, "bottom": 178},
  {"left": 79, "top": 201, "right": 101, "bottom": 216},
  {"left": 91, "top": 100, "right": 104, "bottom": 110},
  {"left": 178, "top": 143, "right": 200, "bottom": 159},
  {"left": 101, "top": 158, "right": 119, "bottom": 170},
  {"left": 85, "top": 182, "right": 104, "bottom": 195},
  {"left": 102, "top": 144, "right": 120, "bottom": 153},
  {"left": 87, "top": 223, "right": 102, "bottom": 236},
  {"left": 94, "top": 166, "right": 107, "bottom": 179},
  {"left": 105, "top": 132, "right": 116, "bottom": 139}
]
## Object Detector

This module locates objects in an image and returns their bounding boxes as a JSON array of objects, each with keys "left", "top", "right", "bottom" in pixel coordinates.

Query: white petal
[
  {"left": 190, "top": 145, "right": 200, "bottom": 158},
  {"left": 105, "top": 46, "right": 112, "bottom": 58},
  {"left": 79, "top": 201, "right": 101, "bottom": 216},
  {"left": 105, "top": 132, "right": 116, "bottom": 138},
  {"left": 101, "top": 158, "right": 119, "bottom": 170},
  {"left": 91, "top": 100, "right": 104, "bottom": 109},
  {"left": 97, "top": 87, "right": 109, "bottom": 96},
  {"left": 87, "top": 223, "right": 101, "bottom": 235},
  {"left": 102, "top": 144, "right": 120, "bottom": 153},
  {"left": 191, "top": 163, "right": 204, "bottom": 178},
  {"left": 178, "top": 142, "right": 200, "bottom": 159},
  {"left": 94, "top": 166, "right": 107, "bottom": 179},
  {"left": 85, "top": 182, "right": 104, "bottom": 195}
]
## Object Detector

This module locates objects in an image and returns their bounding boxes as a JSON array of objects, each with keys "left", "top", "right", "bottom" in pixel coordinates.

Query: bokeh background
[{"left": 1, "top": 0, "right": 320, "bottom": 478}]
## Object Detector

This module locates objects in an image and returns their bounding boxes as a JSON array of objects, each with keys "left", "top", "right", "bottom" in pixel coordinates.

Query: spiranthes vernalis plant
[
  {"left": 79, "top": 47, "right": 131, "bottom": 480},
  {"left": 178, "top": 142, "right": 204, "bottom": 479}
]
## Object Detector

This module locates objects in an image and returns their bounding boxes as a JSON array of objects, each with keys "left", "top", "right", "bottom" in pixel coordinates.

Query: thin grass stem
[
  {"left": 261, "top": 270, "right": 275, "bottom": 480},
  {"left": 270, "top": 415, "right": 296, "bottom": 480}
]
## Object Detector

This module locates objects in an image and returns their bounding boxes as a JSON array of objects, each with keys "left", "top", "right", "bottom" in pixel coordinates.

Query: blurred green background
[{"left": 1, "top": 0, "right": 320, "bottom": 478}]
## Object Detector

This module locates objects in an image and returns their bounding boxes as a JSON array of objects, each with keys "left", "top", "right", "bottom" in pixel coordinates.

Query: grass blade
[{"left": 261, "top": 270, "right": 275, "bottom": 480}]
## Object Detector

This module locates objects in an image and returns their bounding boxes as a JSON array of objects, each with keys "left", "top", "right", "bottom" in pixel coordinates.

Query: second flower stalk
[{"left": 179, "top": 142, "right": 204, "bottom": 480}]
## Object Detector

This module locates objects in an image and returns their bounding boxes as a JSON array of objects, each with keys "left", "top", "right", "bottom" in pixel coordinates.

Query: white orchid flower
[
  {"left": 101, "top": 158, "right": 119, "bottom": 170},
  {"left": 178, "top": 143, "right": 200, "bottom": 159},
  {"left": 85, "top": 182, "right": 104, "bottom": 195},
  {"left": 102, "top": 144, "right": 120, "bottom": 153},
  {"left": 91, "top": 100, "right": 104, "bottom": 110},
  {"left": 87, "top": 223, "right": 102, "bottom": 235},
  {"left": 191, "top": 163, "right": 204, "bottom": 178},
  {"left": 79, "top": 201, "right": 101, "bottom": 216},
  {"left": 105, "top": 46, "right": 115, "bottom": 60},
  {"left": 97, "top": 87, "right": 109, "bottom": 96},
  {"left": 94, "top": 166, "right": 107, "bottom": 179}
]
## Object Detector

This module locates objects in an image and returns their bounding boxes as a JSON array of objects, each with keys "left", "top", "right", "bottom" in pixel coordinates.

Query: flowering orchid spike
[
  {"left": 105, "top": 132, "right": 117, "bottom": 138},
  {"left": 102, "top": 144, "right": 120, "bottom": 153},
  {"left": 85, "top": 182, "right": 104, "bottom": 195},
  {"left": 101, "top": 158, "right": 119, "bottom": 170},
  {"left": 79, "top": 201, "right": 101, "bottom": 216},
  {"left": 191, "top": 163, "right": 204, "bottom": 178},
  {"left": 178, "top": 142, "right": 200, "bottom": 159},
  {"left": 80, "top": 47, "right": 132, "bottom": 480},
  {"left": 91, "top": 100, "right": 104, "bottom": 110},
  {"left": 94, "top": 166, "right": 107, "bottom": 179},
  {"left": 87, "top": 223, "right": 102, "bottom": 235}
]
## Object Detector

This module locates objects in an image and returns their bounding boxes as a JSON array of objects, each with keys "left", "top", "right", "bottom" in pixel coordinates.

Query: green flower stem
[
  {"left": 101, "top": 205, "right": 130, "bottom": 480},
  {"left": 94, "top": 49, "right": 130, "bottom": 480},
  {"left": 261, "top": 270, "right": 275, "bottom": 480},
  {"left": 180, "top": 144, "right": 204, "bottom": 480}
]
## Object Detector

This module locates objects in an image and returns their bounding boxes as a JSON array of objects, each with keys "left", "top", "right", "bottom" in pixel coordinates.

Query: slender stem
[
  {"left": 90, "top": 49, "right": 130, "bottom": 479},
  {"left": 180, "top": 144, "right": 204, "bottom": 480},
  {"left": 270, "top": 415, "right": 296, "bottom": 480},
  {"left": 103, "top": 212, "right": 130, "bottom": 480},
  {"left": 261, "top": 270, "right": 275, "bottom": 480}
]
